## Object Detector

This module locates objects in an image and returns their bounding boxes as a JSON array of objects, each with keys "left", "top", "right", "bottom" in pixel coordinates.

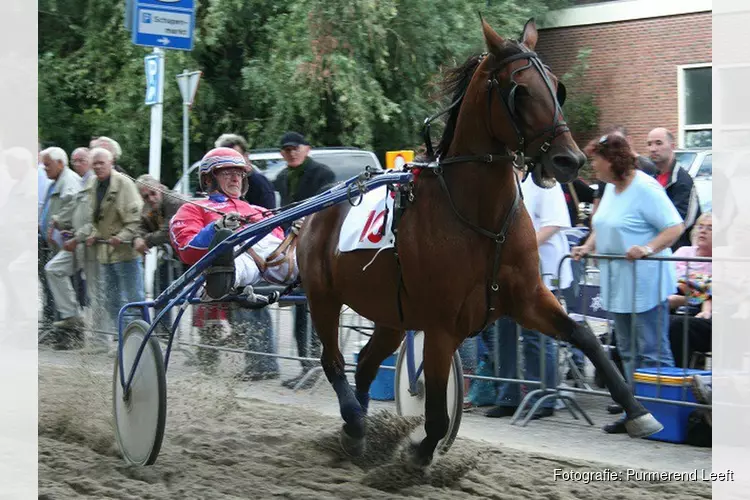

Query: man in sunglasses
[{"left": 170, "top": 148, "right": 292, "bottom": 375}]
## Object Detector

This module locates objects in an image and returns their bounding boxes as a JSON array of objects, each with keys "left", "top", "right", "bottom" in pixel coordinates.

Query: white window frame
[{"left": 677, "top": 63, "right": 712, "bottom": 148}]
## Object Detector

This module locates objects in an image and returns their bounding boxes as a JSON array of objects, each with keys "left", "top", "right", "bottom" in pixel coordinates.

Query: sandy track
[{"left": 39, "top": 359, "right": 712, "bottom": 500}]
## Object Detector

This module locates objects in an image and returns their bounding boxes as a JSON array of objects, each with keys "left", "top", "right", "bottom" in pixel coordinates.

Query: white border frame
[
  {"left": 712, "top": 62, "right": 750, "bottom": 151},
  {"left": 677, "top": 63, "right": 712, "bottom": 148},
  {"left": 542, "top": 0, "right": 712, "bottom": 29}
]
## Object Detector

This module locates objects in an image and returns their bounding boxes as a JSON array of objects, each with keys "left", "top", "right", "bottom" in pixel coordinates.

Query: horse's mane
[{"left": 428, "top": 43, "right": 521, "bottom": 161}]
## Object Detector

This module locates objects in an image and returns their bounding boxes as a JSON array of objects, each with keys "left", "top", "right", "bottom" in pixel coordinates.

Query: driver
[{"left": 169, "top": 147, "right": 296, "bottom": 305}]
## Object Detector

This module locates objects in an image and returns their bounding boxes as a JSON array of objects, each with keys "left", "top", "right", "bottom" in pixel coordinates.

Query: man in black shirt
[
  {"left": 561, "top": 178, "right": 594, "bottom": 227},
  {"left": 274, "top": 132, "right": 335, "bottom": 208}
]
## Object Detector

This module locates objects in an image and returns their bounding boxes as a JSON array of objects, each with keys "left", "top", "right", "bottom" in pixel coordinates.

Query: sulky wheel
[
  {"left": 112, "top": 320, "right": 167, "bottom": 466},
  {"left": 394, "top": 331, "right": 464, "bottom": 454}
]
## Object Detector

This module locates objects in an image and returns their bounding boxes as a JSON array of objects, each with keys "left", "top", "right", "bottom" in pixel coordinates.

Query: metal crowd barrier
[{"left": 42, "top": 244, "right": 715, "bottom": 433}]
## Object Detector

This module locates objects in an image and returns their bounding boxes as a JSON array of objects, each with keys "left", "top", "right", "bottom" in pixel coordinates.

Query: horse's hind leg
[
  {"left": 354, "top": 325, "right": 405, "bottom": 414},
  {"left": 519, "top": 288, "right": 663, "bottom": 438},
  {"left": 305, "top": 292, "right": 366, "bottom": 455}
]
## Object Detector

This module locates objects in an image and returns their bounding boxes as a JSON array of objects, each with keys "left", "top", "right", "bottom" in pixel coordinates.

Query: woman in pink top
[
  {"left": 669, "top": 213, "right": 712, "bottom": 367},
  {"left": 670, "top": 213, "right": 712, "bottom": 314},
  {"left": 673, "top": 212, "right": 712, "bottom": 277}
]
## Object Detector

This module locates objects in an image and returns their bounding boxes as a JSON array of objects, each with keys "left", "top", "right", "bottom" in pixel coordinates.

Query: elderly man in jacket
[
  {"left": 61, "top": 163, "right": 105, "bottom": 345},
  {"left": 273, "top": 132, "right": 335, "bottom": 389},
  {"left": 40, "top": 147, "right": 84, "bottom": 346},
  {"left": 83, "top": 147, "right": 144, "bottom": 333},
  {"left": 133, "top": 174, "right": 186, "bottom": 332}
]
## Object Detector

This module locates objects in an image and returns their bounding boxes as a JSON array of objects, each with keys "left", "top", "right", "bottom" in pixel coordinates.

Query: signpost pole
[
  {"left": 176, "top": 69, "right": 201, "bottom": 195},
  {"left": 182, "top": 79, "right": 189, "bottom": 195},
  {"left": 145, "top": 47, "right": 164, "bottom": 301},
  {"left": 148, "top": 47, "right": 165, "bottom": 182}
]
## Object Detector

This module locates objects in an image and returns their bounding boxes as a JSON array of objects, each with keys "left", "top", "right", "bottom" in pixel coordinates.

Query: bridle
[
  {"left": 488, "top": 46, "right": 569, "bottom": 165},
  {"left": 412, "top": 44, "right": 570, "bottom": 333},
  {"left": 421, "top": 44, "right": 568, "bottom": 170}
]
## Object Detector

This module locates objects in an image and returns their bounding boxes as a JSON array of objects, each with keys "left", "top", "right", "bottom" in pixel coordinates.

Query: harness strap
[
  {"left": 438, "top": 153, "right": 519, "bottom": 167},
  {"left": 435, "top": 172, "right": 507, "bottom": 241},
  {"left": 435, "top": 167, "right": 521, "bottom": 334},
  {"left": 478, "top": 173, "right": 521, "bottom": 332},
  {"left": 394, "top": 249, "right": 405, "bottom": 324}
]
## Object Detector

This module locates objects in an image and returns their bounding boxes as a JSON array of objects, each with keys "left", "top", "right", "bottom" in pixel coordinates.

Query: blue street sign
[
  {"left": 132, "top": 0, "right": 195, "bottom": 51},
  {"left": 144, "top": 54, "right": 162, "bottom": 105}
]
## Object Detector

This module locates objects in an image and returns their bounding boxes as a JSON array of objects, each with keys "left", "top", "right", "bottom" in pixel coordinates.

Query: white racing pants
[{"left": 233, "top": 232, "right": 298, "bottom": 287}]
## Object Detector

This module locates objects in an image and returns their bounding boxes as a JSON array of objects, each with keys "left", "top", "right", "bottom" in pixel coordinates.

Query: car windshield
[
  {"left": 178, "top": 151, "right": 382, "bottom": 196},
  {"left": 695, "top": 154, "right": 712, "bottom": 178},
  {"left": 252, "top": 152, "right": 380, "bottom": 183},
  {"left": 312, "top": 153, "right": 381, "bottom": 181},
  {"left": 250, "top": 159, "right": 287, "bottom": 182},
  {"left": 674, "top": 152, "right": 696, "bottom": 172}
]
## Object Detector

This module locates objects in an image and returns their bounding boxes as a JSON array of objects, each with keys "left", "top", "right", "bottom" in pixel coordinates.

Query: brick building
[{"left": 536, "top": 0, "right": 712, "bottom": 155}]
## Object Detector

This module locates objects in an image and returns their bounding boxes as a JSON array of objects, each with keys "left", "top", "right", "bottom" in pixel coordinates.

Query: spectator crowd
[{"left": 37, "top": 125, "right": 712, "bottom": 414}]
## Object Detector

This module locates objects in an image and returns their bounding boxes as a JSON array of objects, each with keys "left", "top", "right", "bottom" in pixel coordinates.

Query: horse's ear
[
  {"left": 481, "top": 17, "right": 505, "bottom": 52},
  {"left": 521, "top": 18, "right": 538, "bottom": 50}
]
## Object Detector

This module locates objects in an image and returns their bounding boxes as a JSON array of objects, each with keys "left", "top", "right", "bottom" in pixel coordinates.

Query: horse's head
[{"left": 477, "top": 18, "right": 585, "bottom": 187}]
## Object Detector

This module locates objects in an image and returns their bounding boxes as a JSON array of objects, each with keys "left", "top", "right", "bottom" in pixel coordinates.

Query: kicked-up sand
[{"left": 38, "top": 354, "right": 712, "bottom": 500}]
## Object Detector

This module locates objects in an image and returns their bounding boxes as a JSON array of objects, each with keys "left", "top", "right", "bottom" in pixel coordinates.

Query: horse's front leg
[
  {"left": 410, "top": 328, "right": 456, "bottom": 467},
  {"left": 518, "top": 287, "right": 663, "bottom": 438},
  {"left": 306, "top": 292, "right": 366, "bottom": 456}
]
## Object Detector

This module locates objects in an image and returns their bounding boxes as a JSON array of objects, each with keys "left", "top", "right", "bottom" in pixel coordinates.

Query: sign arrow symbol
[{"left": 157, "top": 37, "right": 170, "bottom": 45}]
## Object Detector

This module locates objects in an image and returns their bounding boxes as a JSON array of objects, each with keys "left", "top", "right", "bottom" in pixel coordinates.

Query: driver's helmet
[{"left": 198, "top": 147, "right": 252, "bottom": 196}]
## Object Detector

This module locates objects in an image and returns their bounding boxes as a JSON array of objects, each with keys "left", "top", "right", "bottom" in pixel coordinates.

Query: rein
[{"left": 401, "top": 45, "right": 567, "bottom": 332}]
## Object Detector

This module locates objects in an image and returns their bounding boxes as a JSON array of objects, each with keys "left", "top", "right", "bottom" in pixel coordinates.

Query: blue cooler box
[
  {"left": 353, "top": 350, "right": 398, "bottom": 401},
  {"left": 634, "top": 367, "right": 711, "bottom": 443}
]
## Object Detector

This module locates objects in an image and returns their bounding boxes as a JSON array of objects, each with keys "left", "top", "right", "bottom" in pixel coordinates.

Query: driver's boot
[{"left": 204, "top": 229, "right": 235, "bottom": 299}]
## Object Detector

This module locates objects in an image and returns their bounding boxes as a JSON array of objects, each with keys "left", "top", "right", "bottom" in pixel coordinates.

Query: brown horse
[{"left": 296, "top": 18, "right": 662, "bottom": 466}]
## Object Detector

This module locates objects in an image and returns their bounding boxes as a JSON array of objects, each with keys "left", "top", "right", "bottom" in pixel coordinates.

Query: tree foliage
[
  {"left": 39, "top": 0, "right": 571, "bottom": 185},
  {"left": 561, "top": 47, "right": 599, "bottom": 140}
]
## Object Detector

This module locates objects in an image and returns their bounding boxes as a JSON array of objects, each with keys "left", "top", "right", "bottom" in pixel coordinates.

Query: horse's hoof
[
  {"left": 339, "top": 426, "right": 366, "bottom": 457},
  {"left": 625, "top": 413, "right": 663, "bottom": 438},
  {"left": 406, "top": 441, "right": 433, "bottom": 469}
]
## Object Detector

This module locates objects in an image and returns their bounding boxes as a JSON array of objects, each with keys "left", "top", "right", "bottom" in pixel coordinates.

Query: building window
[{"left": 678, "top": 64, "right": 712, "bottom": 148}]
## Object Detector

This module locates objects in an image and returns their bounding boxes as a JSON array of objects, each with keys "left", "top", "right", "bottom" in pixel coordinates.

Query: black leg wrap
[
  {"left": 570, "top": 322, "right": 647, "bottom": 419},
  {"left": 204, "top": 228, "right": 236, "bottom": 299}
]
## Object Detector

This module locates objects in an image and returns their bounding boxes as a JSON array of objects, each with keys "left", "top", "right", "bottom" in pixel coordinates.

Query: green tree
[
  {"left": 561, "top": 47, "right": 599, "bottom": 141},
  {"left": 39, "top": 0, "right": 572, "bottom": 185}
]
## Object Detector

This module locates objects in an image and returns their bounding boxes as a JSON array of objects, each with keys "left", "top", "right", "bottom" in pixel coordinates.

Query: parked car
[
  {"left": 674, "top": 148, "right": 712, "bottom": 212},
  {"left": 173, "top": 147, "right": 383, "bottom": 202}
]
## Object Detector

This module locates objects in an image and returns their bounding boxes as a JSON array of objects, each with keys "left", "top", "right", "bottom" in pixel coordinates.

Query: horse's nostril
[{"left": 551, "top": 154, "right": 579, "bottom": 171}]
